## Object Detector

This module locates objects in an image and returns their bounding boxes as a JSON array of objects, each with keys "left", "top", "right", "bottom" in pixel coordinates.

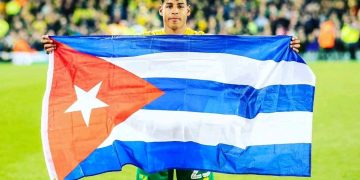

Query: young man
[{"left": 41, "top": 0, "right": 301, "bottom": 179}]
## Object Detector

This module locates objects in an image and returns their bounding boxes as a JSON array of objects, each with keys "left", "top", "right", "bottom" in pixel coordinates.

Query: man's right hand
[{"left": 41, "top": 35, "right": 56, "bottom": 54}]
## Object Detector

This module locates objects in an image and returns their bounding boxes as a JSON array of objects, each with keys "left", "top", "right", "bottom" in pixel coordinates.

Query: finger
[
  {"left": 290, "top": 39, "right": 301, "bottom": 45},
  {"left": 46, "top": 47, "right": 55, "bottom": 53},
  {"left": 44, "top": 43, "right": 56, "bottom": 47},
  {"left": 41, "top": 35, "right": 53, "bottom": 44},
  {"left": 41, "top": 39, "right": 53, "bottom": 44},
  {"left": 292, "top": 48, "right": 299, "bottom": 53},
  {"left": 293, "top": 44, "right": 301, "bottom": 48},
  {"left": 45, "top": 46, "right": 56, "bottom": 53},
  {"left": 44, "top": 44, "right": 56, "bottom": 49},
  {"left": 41, "top": 39, "right": 51, "bottom": 44}
]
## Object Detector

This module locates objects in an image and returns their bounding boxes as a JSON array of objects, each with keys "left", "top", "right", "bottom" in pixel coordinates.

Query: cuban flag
[{"left": 41, "top": 35, "right": 315, "bottom": 180}]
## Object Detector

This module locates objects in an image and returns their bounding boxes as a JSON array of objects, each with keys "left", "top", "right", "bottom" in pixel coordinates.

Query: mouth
[{"left": 168, "top": 18, "right": 181, "bottom": 22}]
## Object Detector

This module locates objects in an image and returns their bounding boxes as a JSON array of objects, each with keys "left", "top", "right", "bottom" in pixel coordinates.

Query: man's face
[{"left": 160, "top": 0, "right": 190, "bottom": 30}]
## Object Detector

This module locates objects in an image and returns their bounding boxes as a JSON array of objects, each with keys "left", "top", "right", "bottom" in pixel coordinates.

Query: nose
[{"left": 171, "top": 7, "right": 179, "bottom": 14}]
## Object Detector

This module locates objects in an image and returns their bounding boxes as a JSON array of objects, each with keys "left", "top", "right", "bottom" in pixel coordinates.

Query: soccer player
[{"left": 41, "top": 0, "right": 301, "bottom": 179}]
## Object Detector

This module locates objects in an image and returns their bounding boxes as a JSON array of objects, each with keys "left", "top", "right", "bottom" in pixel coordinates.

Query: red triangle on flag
[{"left": 47, "top": 42, "right": 164, "bottom": 179}]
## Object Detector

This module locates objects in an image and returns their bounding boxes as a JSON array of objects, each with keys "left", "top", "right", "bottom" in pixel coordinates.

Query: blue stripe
[
  {"left": 51, "top": 35, "right": 305, "bottom": 63},
  {"left": 142, "top": 78, "right": 314, "bottom": 118},
  {"left": 65, "top": 142, "right": 311, "bottom": 179}
]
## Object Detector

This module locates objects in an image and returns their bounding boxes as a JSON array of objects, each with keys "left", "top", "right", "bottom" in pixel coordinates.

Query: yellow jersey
[{"left": 144, "top": 28, "right": 204, "bottom": 35}]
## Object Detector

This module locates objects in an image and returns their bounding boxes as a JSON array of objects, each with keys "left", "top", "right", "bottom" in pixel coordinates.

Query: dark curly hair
[{"left": 160, "top": 0, "right": 190, "bottom": 5}]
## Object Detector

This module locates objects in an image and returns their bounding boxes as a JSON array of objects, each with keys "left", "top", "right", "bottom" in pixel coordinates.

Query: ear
[
  {"left": 187, "top": 5, "right": 191, "bottom": 16},
  {"left": 159, "top": 5, "right": 164, "bottom": 16}
]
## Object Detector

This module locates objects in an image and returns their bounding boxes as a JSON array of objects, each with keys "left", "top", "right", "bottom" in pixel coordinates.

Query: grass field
[{"left": 0, "top": 62, "right": 359, "bottom": 180}]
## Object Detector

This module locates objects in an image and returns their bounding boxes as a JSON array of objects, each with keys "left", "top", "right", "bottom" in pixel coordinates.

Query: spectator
[
  {"left": 318, "top": 12, "right": 338, "bottom": 60},
  {"left": 0, "top": 14, "right": 9, "bottom": 38},
  {"left": 341, "top": 13, "right": 360, "bottom": 60},
  {"left": 0, "top": 0, "right": 359, "bottom": 62}
]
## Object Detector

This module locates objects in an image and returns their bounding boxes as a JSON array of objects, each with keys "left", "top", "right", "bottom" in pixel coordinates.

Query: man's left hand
[{"left": 290, "top": 37, "right": 301, "bottom": 53}]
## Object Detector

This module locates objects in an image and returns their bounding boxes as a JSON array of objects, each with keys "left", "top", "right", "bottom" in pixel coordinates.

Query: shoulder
[{"left": 184, "top": 28, "right": 205, "bottom": 35}]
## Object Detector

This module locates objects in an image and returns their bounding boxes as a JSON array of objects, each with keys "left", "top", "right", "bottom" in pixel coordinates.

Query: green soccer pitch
[{"left": 0, "top": 62, "right": 359, "bottom": 180}]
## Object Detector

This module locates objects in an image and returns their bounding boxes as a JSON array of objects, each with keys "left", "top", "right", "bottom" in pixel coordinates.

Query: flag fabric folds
[{"left": 41, "top": 35, "right": 315, "bottom": 180}]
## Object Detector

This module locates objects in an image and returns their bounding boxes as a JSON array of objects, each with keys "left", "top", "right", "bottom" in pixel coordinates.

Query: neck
[{"left": 164, "top": 25, "right": 188, "bottom": 35}]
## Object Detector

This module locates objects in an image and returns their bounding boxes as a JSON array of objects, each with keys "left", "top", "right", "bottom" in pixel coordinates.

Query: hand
[
  {"left": 41, "top": 35, "right": 56, "bottom": 54},
  {"left": 290, "top": 36, "right": 301, "bottom": 53}
]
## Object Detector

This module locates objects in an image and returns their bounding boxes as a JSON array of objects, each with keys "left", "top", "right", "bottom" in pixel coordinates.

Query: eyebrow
[{"left": 166, "top": 3, "right": 185, "bottom": 5}]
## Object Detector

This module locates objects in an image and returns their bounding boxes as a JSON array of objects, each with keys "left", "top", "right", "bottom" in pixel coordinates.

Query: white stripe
[
  {"left": 41, "top": 53, "right": 57, "bottom": 180},
  {"left": 101, "top": 52, "right": 315, "bottom": 89},
  {"left": 99, "top": 110, "right": 312, "bottom": 149}
]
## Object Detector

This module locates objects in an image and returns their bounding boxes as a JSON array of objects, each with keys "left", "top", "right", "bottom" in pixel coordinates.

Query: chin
[{"left": 170, "top": 25, "right": 181, "bottom": 30}]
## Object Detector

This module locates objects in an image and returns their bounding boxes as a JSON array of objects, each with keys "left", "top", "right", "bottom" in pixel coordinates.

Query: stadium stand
[{"left": 0, "top": 0, "right": 359, "bottom": 62}]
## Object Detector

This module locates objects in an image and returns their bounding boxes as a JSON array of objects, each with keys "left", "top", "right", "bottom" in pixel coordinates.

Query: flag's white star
[{"left": 65, "top": 81, "right": 108, "bottom": 127}]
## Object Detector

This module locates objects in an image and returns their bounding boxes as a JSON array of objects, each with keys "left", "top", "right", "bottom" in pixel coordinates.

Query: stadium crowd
[{"left": 0, "top": 0, "right": 359, "bottom": 61}]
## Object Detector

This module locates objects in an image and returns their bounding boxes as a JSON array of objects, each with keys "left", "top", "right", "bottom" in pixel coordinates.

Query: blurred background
[
  {"left": 0, "top": 0, "right": 359, "bottom": 180},
  {"left": 0, "top": 0, "right": 360, "bottom": 64}
]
